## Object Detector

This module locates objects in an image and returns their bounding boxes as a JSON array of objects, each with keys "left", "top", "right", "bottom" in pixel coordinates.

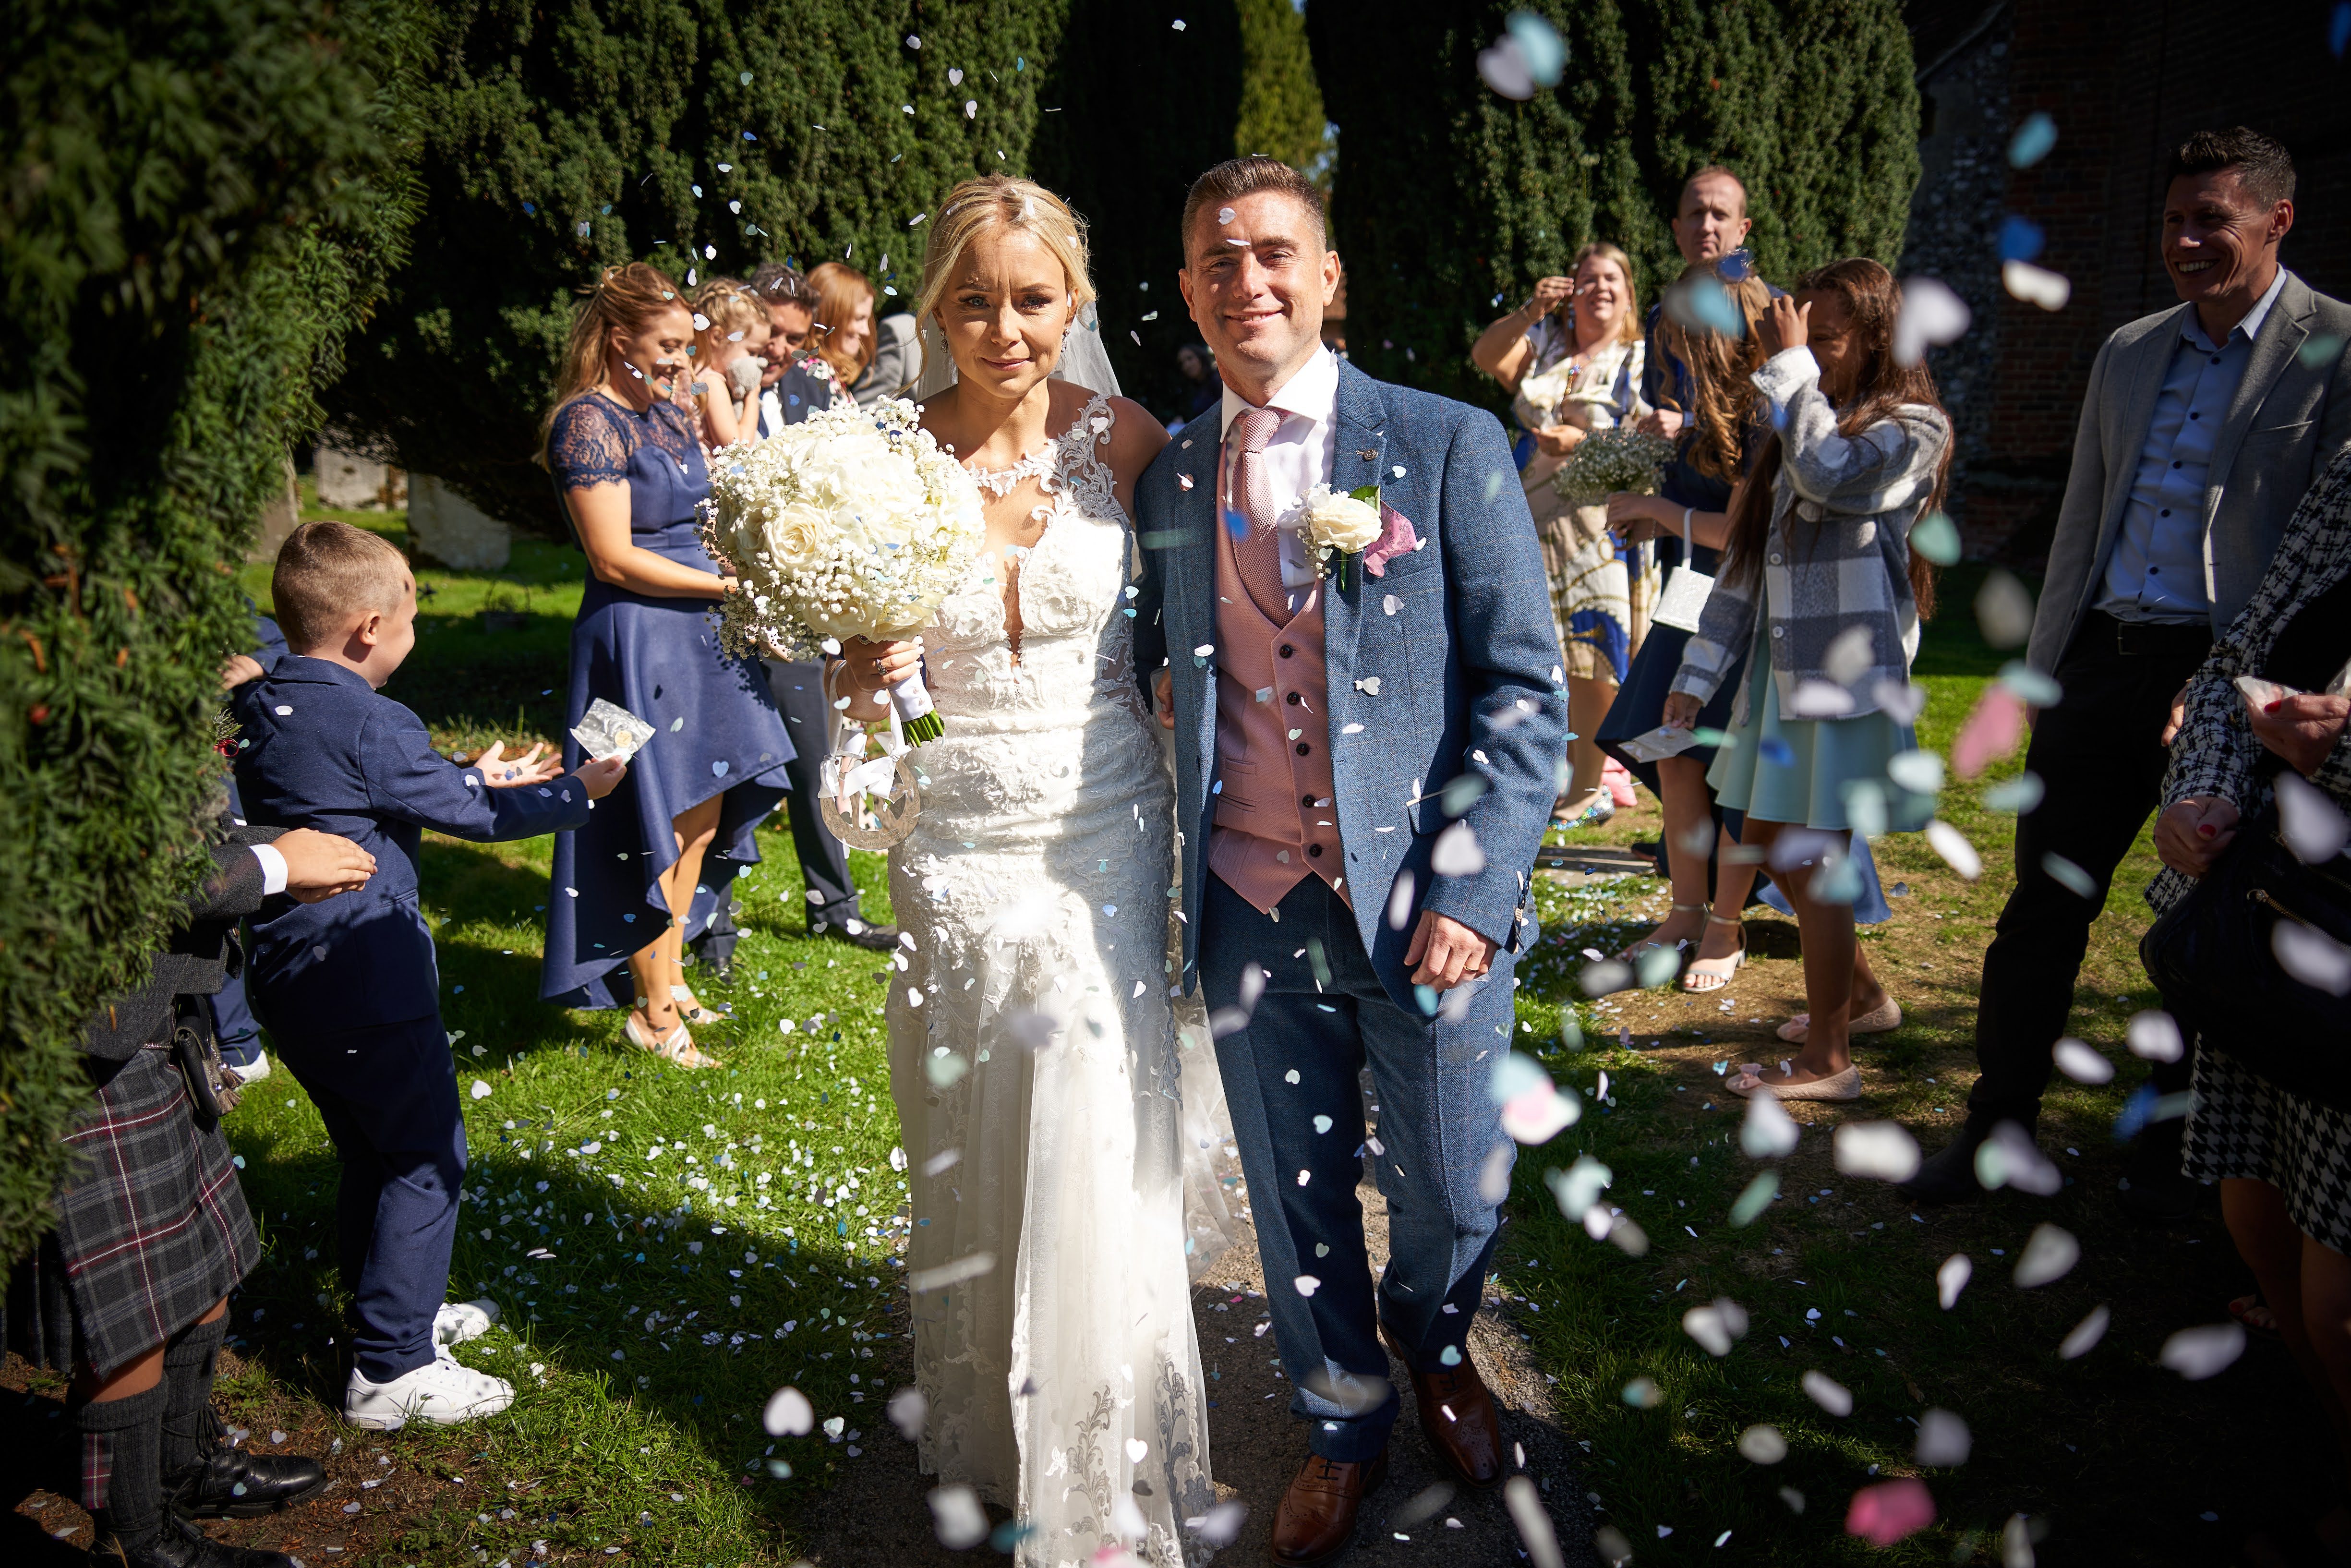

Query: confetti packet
[{"left": 570, "top": 697, "right": 656, "bottom": 761}]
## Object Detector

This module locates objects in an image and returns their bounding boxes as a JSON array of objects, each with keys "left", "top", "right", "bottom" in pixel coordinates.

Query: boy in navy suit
[{"left": 233, "top": 521, "right": 627, "bottom": 1429}]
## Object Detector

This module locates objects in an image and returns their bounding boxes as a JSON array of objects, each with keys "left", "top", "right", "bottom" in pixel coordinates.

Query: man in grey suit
[
  {"left": 1907, "top": 127, "right": 2351, "bottom": 1207},
  {"left": 1135, "top": 157, "right": 1567, "bottom": 1563}
]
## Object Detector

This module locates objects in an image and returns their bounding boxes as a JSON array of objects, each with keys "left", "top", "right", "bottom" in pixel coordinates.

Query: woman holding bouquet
[
  {"left": 1471, "top": 241, "right": 1651, "bottom": 825},
  {"left": 828, "top": 176, "right": 1220, "bottom": 1563},
  {"left": 537, "top": 263, "right": 795, "bottom": 1066}
]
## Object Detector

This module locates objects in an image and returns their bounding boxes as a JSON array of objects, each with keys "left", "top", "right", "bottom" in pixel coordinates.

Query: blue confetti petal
[
  {"left": 1758, "top": 737, "right": 1795, "bottom": 768},
  {"left": 1998, "top": 215, "right": 2045, "bottom": 263},
  {"left": 2334, "top": 2, "right": 2351, "bottom": 57},
  {"left": 2007, "top": 112, "right": 2058, "bottom": 169},
  {"left": 712, "top": 760, "right": 730, "bottom": 777},
  {"left": 1506, "top": 12, "right": 1567, "bottom": 85}
]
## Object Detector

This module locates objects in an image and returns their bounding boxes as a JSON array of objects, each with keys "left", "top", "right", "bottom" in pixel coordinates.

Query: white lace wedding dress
[{"left": 885, "top": 391, "right": 1230, "bottom": 1568}]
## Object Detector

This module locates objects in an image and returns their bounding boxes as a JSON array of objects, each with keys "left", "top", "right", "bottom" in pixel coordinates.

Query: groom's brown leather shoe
[
  {"left": 1380, "top": 1322, "right": 1505, "bottom": 1489},
  {"left": 1270, "top": 1447, "right": 1387, "bottom": 1566}
]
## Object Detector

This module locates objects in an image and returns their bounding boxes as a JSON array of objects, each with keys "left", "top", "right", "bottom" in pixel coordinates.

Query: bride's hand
[{"left": 833, "top": 635, "right": 924, "bottom": 723}]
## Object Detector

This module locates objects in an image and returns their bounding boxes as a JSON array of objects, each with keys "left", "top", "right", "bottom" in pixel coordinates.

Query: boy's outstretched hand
[
  {"left": 471, "top": 741, "right": 566, "bottom": 789},
  {"left": 574, "top": 757, "right": 629, "bottom": 799}
]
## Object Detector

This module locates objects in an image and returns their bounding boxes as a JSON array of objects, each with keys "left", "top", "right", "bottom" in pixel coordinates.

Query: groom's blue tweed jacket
[{"left": 1133, "top": 358, "right": 1568, "bottom": 1008}]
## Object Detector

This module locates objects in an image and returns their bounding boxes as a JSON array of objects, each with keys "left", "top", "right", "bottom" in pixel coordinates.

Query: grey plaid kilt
[{"left": 7, "top": 1040, "right": 259, "bottom": 1379}]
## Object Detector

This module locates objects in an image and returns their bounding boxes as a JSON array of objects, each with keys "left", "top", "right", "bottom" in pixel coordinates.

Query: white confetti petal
[
  {"left": 2052, "top": 1037, "right": 2115, "bottom": 1084},
  {"left": 1832, "top": 1121, "right": 1919, "bottom": 1182},
  {"left": 2159, "top": 1322, "right": 2246, "bottom": 1380},
  {"left": 2013, "top": 1223, "right": 2080, "bottom": 1288}
]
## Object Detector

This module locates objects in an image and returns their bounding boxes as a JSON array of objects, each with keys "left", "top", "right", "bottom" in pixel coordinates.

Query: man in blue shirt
[{"left": 1907, "top": 128, "right": 2351, "bottom": 1209}]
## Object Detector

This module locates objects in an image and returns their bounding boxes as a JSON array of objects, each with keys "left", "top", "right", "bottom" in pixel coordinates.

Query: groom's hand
[
  {"left": 1154, "top": 668, "right": 1174, "bottom": 730},
  {"left": 1406, "top": 911, "right": 1495, "bottom": 991}
]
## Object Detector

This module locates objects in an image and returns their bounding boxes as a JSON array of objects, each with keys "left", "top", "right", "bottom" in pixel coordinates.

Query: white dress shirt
[
  {"left": 251, "top": 841, "right": 289, "bottom": 895},
  {"left": 1219, "top": 348, "right": 1340, "bottom": 590}
]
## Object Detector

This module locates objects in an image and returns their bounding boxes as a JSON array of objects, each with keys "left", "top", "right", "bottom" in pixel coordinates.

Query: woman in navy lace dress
[{"left": 539, "top": 264, "right": 793, "bottom": 1066}]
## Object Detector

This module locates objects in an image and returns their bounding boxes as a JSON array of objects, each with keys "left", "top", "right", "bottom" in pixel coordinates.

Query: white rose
[{"left": 1302, "top": 485, "right": 1382, "bottom": 553}]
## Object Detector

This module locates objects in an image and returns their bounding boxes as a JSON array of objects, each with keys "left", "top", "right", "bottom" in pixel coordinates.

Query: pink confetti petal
[
  {"left": 1951, "top": 684, "right": 2025, "bottom": 779},
  {"left": 1845, "top": 1478, "right": 1936, "bottom": 1546}
]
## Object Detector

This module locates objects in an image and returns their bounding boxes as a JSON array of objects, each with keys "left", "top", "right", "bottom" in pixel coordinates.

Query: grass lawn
[{"left": 6, "top": 496, "right": 2320, "bottom": 1567}]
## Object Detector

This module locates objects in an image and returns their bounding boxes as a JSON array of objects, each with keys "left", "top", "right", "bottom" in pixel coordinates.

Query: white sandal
[
  {"left": 625, "top": 1014, "right": 722, "bottom": 1070},
  {"left": 1680, "top": 913, "right": 1748, "bottom": 992},
  {"left": 669, "top": 983, "right": 728, "bottom": 1026},
  {"left": 1617, "top": 902, "right": 1708, "bottom": 966}
]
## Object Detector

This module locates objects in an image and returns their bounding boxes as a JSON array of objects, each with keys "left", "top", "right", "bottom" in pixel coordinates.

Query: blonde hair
[
  {"left": 1655, "top": 261, "right": 1774, "bottom": 482},
  {"left": 692, "top": 277, "right": 766, "bottom": 360},
  {"left": 1562, "top": 241, "right": 1643, "bottom": 350},
  {"left": 272, "top": 520, "right": 406, "bottom": 653},
  {"left": 539, "top": 262, "right": 688, "bottom": 459},
  {"left": 915, "top": 175, "right": 1098, "bottom": 329},
  {"left": 804, "top": 262, "right": 879, "bottom": 386}
]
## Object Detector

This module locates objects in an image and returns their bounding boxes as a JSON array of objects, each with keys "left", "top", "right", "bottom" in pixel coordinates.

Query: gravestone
[
  {"left": 407, "top": 474, "right": 513, "bottom": 571},
  {"left": 314, "top": 441, "right": 406, "bottom": 510},
  {"left": 250, "top": 457, "right": 301, "bottom": 562}
]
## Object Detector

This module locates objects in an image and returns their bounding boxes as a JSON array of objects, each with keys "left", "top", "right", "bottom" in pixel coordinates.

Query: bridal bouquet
[
  {"left": 1551, "top": 426, "right": 1676, "bottom": 509},
  {"left": 703, "top": 399, "right": 985, "bottom": 743}
]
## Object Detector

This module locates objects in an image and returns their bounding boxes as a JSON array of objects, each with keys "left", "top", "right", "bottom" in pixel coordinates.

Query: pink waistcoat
[{"left": 1208, "top": 515, "right": 1349, "bottom": 914}]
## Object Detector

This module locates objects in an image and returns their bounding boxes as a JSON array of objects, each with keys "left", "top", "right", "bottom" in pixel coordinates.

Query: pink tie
[{"left": 1228, "top": 407, "right": 1291, "bottom": 622}]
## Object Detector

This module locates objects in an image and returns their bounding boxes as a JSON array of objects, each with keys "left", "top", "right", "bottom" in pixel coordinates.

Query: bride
[{"left": 832, "top": 176, "right": 1222, "bottom": 1566}]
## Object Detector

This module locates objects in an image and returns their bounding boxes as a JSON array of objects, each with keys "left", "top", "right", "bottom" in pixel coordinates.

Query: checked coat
[{"left": 1669, "top": 345, "right": 1950, "bottom": 724}]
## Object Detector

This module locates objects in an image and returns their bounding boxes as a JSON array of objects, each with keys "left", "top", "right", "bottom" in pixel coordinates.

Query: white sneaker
[
  {"left": 432, "top": 1298, "right": 500, "bottom": 1347},
  {"left": 226, "top": 1050, "right": 271, "bottom": 1084},
  {"left": 344, "top": 1347, "right": 514, "bottom": 1430}
]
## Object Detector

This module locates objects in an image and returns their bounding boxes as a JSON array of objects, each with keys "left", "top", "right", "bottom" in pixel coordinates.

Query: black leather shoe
[
  {"left": 1899, "top": 1123, "right": 1993, "bottom": 1206},
  {"left": 827, "top": 920, "right": 901, "bottom": 952},
  {"left": 165, "top": 1421, "right": 326, "bottom": 1519},
  {"left": 92, "top": 1508, "right": 301, "bottom": 1567}
]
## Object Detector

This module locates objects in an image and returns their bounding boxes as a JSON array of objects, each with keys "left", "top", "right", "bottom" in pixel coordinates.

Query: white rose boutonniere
[{"left": 1299, "top": 483, "right": 1383, "bottom": 590}]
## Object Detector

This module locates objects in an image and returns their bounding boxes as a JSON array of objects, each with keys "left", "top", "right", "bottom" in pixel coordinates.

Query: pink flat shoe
[
  {"left": 1776, "top": 997, "right": 1902, "bottom": 1043},
  {"left": 1727, "top": 1063, "right": 1863, "bottom": 1102}
]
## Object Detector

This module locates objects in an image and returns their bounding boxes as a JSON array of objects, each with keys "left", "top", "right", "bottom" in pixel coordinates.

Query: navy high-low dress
[{"left": 541, "top": 392, "right": 793, "bottom": 1008}]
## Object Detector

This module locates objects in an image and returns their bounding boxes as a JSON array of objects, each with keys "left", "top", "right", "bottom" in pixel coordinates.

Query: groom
[{"left": 1136, "top": 157, "right": 1567, "bottom": 1565}]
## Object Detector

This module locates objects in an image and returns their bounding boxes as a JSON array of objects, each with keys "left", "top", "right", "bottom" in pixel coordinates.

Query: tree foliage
[
  {"left": 1237, "top": 0, "right": 1329, "bottom": 173},
  {"left": 1308, "top": 0, "right": 1920, "bottom": 409},
  {"left": 0, "top": 0, "right": 422, "bottom": 1261},
  {"left": 1034, "top": 0, "right": 1244, "bottom": 422},
  {"left": 327, "top": 0, "right": 1083, "bottom": 534}
]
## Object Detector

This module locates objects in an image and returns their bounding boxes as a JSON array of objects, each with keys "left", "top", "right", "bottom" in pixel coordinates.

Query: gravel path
[{"left": 794, "top": 1117, "right": 1596, "bottom": 1567}]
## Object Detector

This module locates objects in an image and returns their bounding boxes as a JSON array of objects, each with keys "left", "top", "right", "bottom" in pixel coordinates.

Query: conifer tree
[
  {"left": 1307, "top": 0, "right": 1919, "bottom": 409},
  {"left": 1237, "top": 0, "right": 1330, "bottom": 172},
  {"left": 0, "top": 0, "right": 422, "bottom": 1260}
]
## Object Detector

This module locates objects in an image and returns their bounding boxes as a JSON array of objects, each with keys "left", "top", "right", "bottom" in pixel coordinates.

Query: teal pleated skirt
[{"left": 1706, "top": 626, "right": 1926, "bottom": 833}]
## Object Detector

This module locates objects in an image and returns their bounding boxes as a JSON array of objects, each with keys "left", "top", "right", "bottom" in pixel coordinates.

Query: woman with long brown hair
[
  {"left": 1471, "top": 241, "right": 1652, "bottom": 826},
  {"left": 1594, "top": 259, "right": 1774, "bottom": 986},
  {"left": 537, "top": 263, "right": 795, "bottom": 1067},
  {"left": 1663, "top": 258, "right": 1953, "bottom": 1100}
]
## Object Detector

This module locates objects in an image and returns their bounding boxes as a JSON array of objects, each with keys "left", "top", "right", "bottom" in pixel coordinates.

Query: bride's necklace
[{"left": 963, "top": 440, "right": 1057, "bottom": 498}]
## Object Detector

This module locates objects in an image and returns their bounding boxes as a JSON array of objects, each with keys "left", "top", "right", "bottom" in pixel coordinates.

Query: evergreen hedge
[
  {"left": 1307, "top": 0, "right": 1920, "bottom": 409},
  {"left": 1034, "top": 1, "right": 1243, "bottom": 422},
  {"left": 328, "top": 0, "right": 1086, "bottom": 535},
  {"left": 0, "top": 0, "right": 421, "bottom": 1261}
]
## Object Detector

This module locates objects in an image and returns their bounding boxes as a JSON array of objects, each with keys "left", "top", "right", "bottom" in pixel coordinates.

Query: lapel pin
[{"left": 1356, "top": 448, "right": 1377, "bottom": 461}]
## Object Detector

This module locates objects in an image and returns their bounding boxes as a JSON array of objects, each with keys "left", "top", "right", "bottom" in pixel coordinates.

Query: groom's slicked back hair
[{"left": 1182, "top": 157, "right": 1327, "bottom": 263}]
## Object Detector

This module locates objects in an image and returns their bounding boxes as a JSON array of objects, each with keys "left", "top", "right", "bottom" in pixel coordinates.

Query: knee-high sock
[
  {"left": 73, "top": 1378, "right": 168, "bottom": 1553},
  {"left": 160, "top": 1314, "right": 229, "bottom": 1475}
]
